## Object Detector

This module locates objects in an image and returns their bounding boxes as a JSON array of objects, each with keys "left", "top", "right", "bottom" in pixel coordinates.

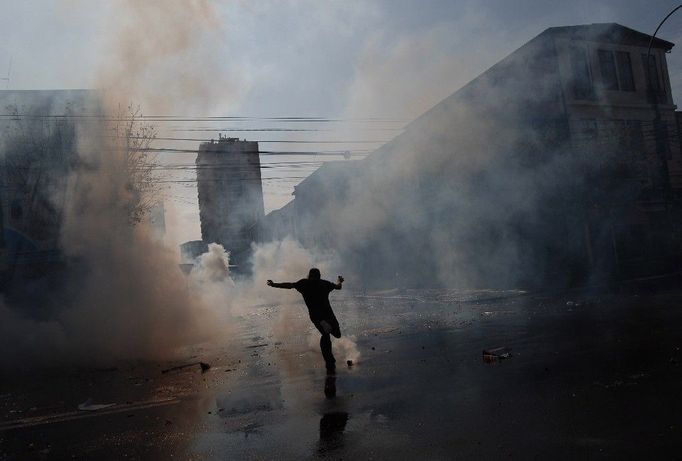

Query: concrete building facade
[{"left": 196, "top": 136, "right": 264, "bottom": 267}]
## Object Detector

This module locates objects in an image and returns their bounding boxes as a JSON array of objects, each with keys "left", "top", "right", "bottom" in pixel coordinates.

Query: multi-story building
[
  {"left": 196, "top": 136, "right": 264, "bottom": 267},
  {"left": 548, "top": 24, "right": 681, "bottom": 280},
  {"left": 0, "top": 90, "right": 98, "bottom": 287},
  {"left": 262, "top": 23, "right": 682, "bottom": 288}
]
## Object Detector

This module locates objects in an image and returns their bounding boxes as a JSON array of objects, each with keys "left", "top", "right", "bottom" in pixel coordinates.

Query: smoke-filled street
[
  {"left": 3, "top": 1, "right": 682, "bottom": 459},
  {"left": 3, "top": 286, "right": 682, "bottom": 459}
]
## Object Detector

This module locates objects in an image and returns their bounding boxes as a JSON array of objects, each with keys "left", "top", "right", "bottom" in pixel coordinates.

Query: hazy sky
[{"left": 1, "top": 0, "right": 681, "bottom": 245}]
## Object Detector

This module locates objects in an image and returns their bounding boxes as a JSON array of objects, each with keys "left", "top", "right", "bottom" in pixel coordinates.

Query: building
[
  {"left": 259, "top": 199, "right": 297, "bottom": 243},
  {"left": 195, "top": 136, "right": 264, "bottom": 267},
  {"left": 260, "top": 23, "right": 682, "bottom": 288},
  {"left": 546, "top": 24, "right": 681, "bottom": 279},
  {"left": 0, "top": 90, "right": 99, "bottom": 289}
]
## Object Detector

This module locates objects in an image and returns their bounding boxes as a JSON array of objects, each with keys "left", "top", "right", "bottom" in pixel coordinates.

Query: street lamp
[{"left": 645, "top": 4, "right": 682, "bottom": 198}]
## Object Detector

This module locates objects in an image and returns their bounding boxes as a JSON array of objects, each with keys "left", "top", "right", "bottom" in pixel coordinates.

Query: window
[
  {"left": 597, "top": 50, "right": 635, "bottom": 91},
  {"left": 598, "top": 50, "right": 618, "bottom": 90},
  {"left": 615, "top": 52, "right": 635, "bottom": 91},
  {"left": 569, "top": 46, "right": 593, "bottom": 99}
]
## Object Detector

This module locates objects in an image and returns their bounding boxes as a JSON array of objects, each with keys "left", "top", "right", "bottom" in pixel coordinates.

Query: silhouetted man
[{"left": 267, "top": 268, "right": 344, "bottom": 373}]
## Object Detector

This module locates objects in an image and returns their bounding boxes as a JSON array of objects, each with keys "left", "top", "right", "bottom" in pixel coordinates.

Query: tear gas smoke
[
  {"left": 281, "top": 26, "right": 657, "bottom": 290},
  {"left": 0, "top": 1, "right": 240, "bottom": 368},
  {"left": 97, "top": 0, "right": 233, "bottom": 114},
  {"left": 0, "top": 110, "right": 230, "bottom": 368},
  {"left": 2, "top": 10, "right": 645, "bottom": 371},
  {"left": 0, "top": 0, "right": 360, "bottom": 369},
  {"left": 188, "top": 240, "right": 361, "bottom": 368},
  {"left": 307, "top": 333, "right": 361, "bottom": 364}
]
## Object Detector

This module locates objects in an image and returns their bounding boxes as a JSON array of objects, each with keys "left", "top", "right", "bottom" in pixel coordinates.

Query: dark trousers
[
  {"left": 320, "top": 334, "right": 335, "bottom": 366},
  {"left": 314, "top": 316, "right": 341, "bottom": 367}
]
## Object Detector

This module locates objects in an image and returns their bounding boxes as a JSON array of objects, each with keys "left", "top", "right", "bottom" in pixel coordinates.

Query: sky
[{"left": 1, "top": 0, "right": 681, "bottom": 245}]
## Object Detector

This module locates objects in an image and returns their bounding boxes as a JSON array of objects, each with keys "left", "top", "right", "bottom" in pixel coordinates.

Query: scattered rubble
[
  {"left": 77, "top": 398, "right": 116, "bottom": 412},
  {"left": 161, "top": 361, "right": 211, "bottom": 374},
  {"left": 482, "top": 347, "right": 512, "bottom": 363}
]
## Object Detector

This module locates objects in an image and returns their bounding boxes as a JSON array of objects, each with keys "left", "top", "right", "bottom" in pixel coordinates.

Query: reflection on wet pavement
[
  {"left": 324, "top": 375, "right": 336, "bottom": 399},
  {"left": 318, "top": 411, "right": 349, "bottom": 455},
  {"left": 3, "top": 289, "right": 682, "bottom": 459}
]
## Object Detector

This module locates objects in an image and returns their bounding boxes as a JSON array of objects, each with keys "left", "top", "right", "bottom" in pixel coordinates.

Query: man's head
[{"left": 308, "top": 268, "right": 321, "bottom": 280}]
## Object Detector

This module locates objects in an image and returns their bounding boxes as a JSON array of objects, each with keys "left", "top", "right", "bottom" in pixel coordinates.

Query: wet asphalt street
[{"left": 2, "top": 288, "right": 682, "bottom": 460}]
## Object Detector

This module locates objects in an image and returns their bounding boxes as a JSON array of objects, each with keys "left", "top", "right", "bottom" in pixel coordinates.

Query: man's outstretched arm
[
  {"left": 333, "top": 275, "right": 344, "bottom": 290},
  {"left": 267, "top": 280, "right": 296, "bottom": 289}
]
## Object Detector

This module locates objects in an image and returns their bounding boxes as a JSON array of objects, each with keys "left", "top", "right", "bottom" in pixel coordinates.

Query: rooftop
[{"left": 542, "top": 23, "right": 674, "bottom": 50}]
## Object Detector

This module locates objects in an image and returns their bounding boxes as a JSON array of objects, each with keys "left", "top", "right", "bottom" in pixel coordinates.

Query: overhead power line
[
  {"left": 138, "top": 137, "right": 387, "bottom": 144},
  {"left": 136, "top": 147, "right": 369, "bottom": 156},
  {"left": 169, "top": 127, "right": 403, "bottom": 132},
  {"left": 0, "top": 114, "right": 409, "bottom": 123}
]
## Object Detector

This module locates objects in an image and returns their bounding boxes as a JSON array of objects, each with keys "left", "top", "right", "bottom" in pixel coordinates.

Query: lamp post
[
  {"left": 645, "top": 4, "right": 682, "bottom": 199},
  {"left": 644, "top": 4, "right": 682, "bottom": 276}
]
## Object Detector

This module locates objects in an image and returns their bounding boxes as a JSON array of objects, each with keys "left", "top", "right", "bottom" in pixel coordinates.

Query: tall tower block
[{"left": 196, "top": 137, "right": 264, "bottom": 265}]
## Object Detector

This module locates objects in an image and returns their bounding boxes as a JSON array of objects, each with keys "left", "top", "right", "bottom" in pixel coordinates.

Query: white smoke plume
[
  {"left": 307, "top": 333, "right": 361, "bottom": 364},
  {"left": 96, "top": 0, "right": 239, "bottom": 114},
  {"left": 0, "top": 1, "right": 242, "bottom": 368},
  {"left": 40, "top": 0, "right": 245, "bottom": 364},
  {"left": 185, "top": 239, "right": 360, "bottom": 367}
]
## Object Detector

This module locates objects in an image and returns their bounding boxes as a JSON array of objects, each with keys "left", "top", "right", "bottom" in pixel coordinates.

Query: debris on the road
[
  {"left": 161, "top": 361, "right": 211, "bottom": 374},
  {"left": 482, "top": 347, "right": 512, "bottom": 363},
  {"left": 77, "top": 398, "right": 116, "bottom": 412},
  {"left": 245, "top": 343, "right": 269, "bottom": 349},
  {"left": 346, "top": 360, "right": 353, "bottom": 367},
  {"left": 481, "top": 310, "right": 514, "bottom": 317}
]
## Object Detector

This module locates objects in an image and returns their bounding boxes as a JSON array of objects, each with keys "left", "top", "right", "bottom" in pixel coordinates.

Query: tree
[{"left": 113, "top": 104, "right": 162, "bottom": 225}]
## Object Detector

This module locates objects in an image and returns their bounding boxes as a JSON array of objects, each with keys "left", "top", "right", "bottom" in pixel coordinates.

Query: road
[{"left": 2, "top": 288, "right": 682, "bottom": 459}]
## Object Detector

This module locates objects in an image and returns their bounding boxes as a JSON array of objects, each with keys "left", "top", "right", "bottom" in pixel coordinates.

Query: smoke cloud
[
  {"left": 0, "top": 0, "right": 360, "bottom": 368},
  {"left": 2, "top": 7, "right": 659, "bottom": 371},
  {"left": 96, "top": 0, "right": 238, "bottom": 114},
  {"left": 0, "top": 2, "right": 241, "bottom": 368},
  {"left": 274, "top": 24, "right": 659, "bottom": 290}
]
